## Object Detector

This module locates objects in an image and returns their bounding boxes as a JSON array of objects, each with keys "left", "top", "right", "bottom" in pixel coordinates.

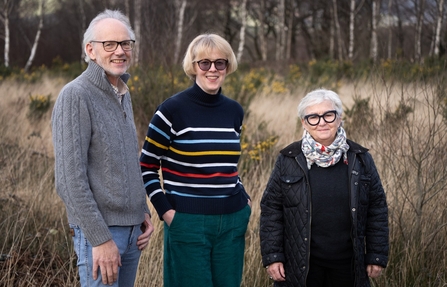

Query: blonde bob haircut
[{"left": 182, "top": 33, "right": 238, "bottom": 80}]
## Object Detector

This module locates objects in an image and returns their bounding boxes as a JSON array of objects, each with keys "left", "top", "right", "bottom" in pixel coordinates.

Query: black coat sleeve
[{"left": 260, "top": 154, "right": 286, "bottom": 267}]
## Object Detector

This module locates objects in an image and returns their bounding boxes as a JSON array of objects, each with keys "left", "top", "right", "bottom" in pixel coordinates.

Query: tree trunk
[
  {"left": 370, "top": 0, "right": 379, "bottom": 63},
  {"left": 387, "top": 0, "right": 393, "bottom": 59},
  {"left": 285, "top": 0, "right": 294, "bottom": 60},
  {"left": 133, "top": 0, "right": 142, "bottom": 65},
  {"left": 4, "top": 11, "right": 9, "bottom": 68},
  {"left": 236, "top": 0, "right": 247, "bottom": 62},
  {"left": 395, "top": 2, "right": 405, "bottom": 59},
  {"left": 79, "top": 0, "right": 86, "bottom": 63},
  {"left": 329, "top": 5, "right": 335, "bottom": 60},
  {"left": 173, "top": 0, "right": 187, "bottom": 65},
  {"left": 124, "top": 0, "right": 130, "bottom": 17},
  {"left": 1, "top": 0, "right": 16, "bottom": 68},
  {"left": 24, "top": 0, "right": 45, "bottom": 73},
  {"left": 275, "top": 0, "right": 285, "bottom": 60},
  {"left": 348, "top": 0, "right": 355, "bottom": 60},
  {"left": 332, "top": 0, "right": 343, "bottom": 61},
  {"left": 434, "top": 0, "right": 444, "bottom": 56},
  {"left": 414, "top": 0, "right": 425, "bottom": 62},
  {"left": 259, "top": 0, "right": 267, "bottom": 61}
]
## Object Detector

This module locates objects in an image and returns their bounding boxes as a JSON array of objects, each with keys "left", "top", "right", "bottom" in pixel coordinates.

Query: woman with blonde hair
[{"left": 140, "top": 33, "right": 251, "bottom": 287}]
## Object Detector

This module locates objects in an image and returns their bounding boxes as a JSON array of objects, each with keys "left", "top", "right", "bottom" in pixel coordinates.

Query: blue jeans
[{"left": 70, "top": 224, "right": 143, "bottom": 287}]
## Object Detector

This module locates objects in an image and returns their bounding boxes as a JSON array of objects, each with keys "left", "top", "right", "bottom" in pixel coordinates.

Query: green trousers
[{"left": 163, "top": 205, "right": 251, "bottom": 287}]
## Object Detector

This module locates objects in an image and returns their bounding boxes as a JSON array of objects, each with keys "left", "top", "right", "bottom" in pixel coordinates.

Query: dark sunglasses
[{"left": 195, "top": 59, "right": 228, "bottom": 71}]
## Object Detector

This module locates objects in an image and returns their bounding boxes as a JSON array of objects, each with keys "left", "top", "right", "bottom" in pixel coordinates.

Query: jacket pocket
[
  {"left": 359, "top": 175, "right": 371, "bottom": 205},
  {"left": 280, "top": 175, "right": 305, "bottom": 207}
]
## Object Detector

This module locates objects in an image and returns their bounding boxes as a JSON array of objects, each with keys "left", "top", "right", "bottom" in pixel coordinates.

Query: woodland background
[
  {"left": 1, "top": 0, "right": 447, "bottom": 71},
  {"left": 2, "top": 0, "right": 447, "bottom": 287}
]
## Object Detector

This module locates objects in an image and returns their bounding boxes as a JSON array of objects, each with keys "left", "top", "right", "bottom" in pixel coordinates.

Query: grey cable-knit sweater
[{"left": 52, "top": 61, "right": 149, "bottom": 247}]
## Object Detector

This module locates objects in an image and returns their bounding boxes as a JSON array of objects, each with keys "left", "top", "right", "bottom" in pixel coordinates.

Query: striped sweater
[{"left": 140, "top": 82, "right": 249, "bottom": 218}]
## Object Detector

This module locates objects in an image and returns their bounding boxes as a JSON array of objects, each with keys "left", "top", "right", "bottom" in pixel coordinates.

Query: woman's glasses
[
  {"left": 304, "top": 110, "right": 338, "bottom": 126},
  {"left": 195, "top": 59, "right": 228, "bottom": 71}
]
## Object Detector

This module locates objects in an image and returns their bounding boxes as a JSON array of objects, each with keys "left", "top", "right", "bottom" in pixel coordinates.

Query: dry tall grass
[{"left": 2, "top": 72, "right": 447, "bottom": 286}]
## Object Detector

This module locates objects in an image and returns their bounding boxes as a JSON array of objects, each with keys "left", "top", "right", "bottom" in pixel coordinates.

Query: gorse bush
[
  {"left": 28, "top": 94, "right": 52, "bottom": 119},
  {"left": 224, "top": 67, "right": 270, "bottom": 110}
]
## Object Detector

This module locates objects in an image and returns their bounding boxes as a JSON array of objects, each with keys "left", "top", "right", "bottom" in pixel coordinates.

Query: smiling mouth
[{"left": 111, "top": 59, "right": 126, "bottom": 63}]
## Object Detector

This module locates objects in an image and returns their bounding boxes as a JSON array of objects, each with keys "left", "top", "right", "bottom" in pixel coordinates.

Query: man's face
[{"left": 85, "top": 18, "right": 132, "bottom": 85}]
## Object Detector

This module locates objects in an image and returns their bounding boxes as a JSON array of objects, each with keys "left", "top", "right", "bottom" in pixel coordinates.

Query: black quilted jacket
[{"left": 260, "top": 139, "right": 389, "bottom": 287}]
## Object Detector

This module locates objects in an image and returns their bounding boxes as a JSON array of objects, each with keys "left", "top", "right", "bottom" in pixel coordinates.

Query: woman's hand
[
  {"left": 266, "top": 262, "right": 286, "bottom": 282},
  {"left": 162, "top": 209, "right": 176, "bottom": 226},
  {"left": 367, "top": 264, "right": 384, "bottom": 278}
]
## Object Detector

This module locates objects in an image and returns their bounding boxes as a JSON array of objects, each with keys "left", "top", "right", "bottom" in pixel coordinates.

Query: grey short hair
[
  {"left": 83, "top": 9, "right": 135, "bottom": 63},
  {"left": 182, "top": 33, "right": 238, "bottom": 80},
  {"left": 297, "top": 89, "right": 343, "bottom": 119}
]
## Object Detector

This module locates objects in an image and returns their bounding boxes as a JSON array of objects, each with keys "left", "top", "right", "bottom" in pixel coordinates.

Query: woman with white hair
[{"left": 260, "top": 88, "right": 389, "bottom": 287}]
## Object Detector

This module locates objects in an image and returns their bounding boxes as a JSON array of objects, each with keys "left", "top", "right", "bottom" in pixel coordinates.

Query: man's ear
[{"left": 85, "top": 43, "right": 96, "bottom": 61}]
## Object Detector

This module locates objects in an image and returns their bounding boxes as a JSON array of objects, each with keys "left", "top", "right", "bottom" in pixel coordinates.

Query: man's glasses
[
  {"left": 195, "top": 59, "right": 228, "bottom": 71},
  {"left": 91, "top": 40, "right": 135, "bottom": 52},
  {"left": 304, "top": 110, "right": 338, "bottom": 126}
]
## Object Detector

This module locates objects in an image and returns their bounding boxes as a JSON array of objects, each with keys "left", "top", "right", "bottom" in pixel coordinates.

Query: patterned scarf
[{"left": 301, "top": 127, "right": 350, "bottom": 169}]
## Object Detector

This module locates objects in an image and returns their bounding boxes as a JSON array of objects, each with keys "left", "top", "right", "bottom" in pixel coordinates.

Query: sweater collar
[
  {"left": 84, "top": 61, "right": 131, "bottom": 91},
  {"left": 186, "top": 82, "right": 223, "bottom": 105}
]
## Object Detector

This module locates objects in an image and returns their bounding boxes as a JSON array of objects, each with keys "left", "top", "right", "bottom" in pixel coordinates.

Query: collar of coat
[{"left": 280, "top": 139, "right": 369, "bottom": 158}]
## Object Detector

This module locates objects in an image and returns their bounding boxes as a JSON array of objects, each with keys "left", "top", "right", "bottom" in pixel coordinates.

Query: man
[{"left": 52, "top": 9, "right": 153, "bottom": 287}]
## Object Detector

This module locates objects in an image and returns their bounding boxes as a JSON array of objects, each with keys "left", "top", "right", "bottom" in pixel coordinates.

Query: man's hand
[
  {"left": 92, "top": 240, "right": 121, "bottom": 285},
  {"left": 137, "top": 213, "right": 155, "bottom": 250}
]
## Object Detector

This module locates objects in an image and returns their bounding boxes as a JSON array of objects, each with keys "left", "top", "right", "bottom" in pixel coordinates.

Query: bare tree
[
  {"left": 433, "top": 0, "right": 444, "bottom": 57},
  {"left": 332, "top": 0, "right": 343, "bottom": 61},
  {"left": 348, "top": 0, "right": 356, "bottom": 60},
  {"left": 348, "top": 0, "right": 366, "bottom": 60},
  {"left": 237, "top": 0, "right": 248, "bottom": 62},
  {"left": 252, "top": 0, "right": 268, "bottom": 61},
  {"left": 78, "top": 0, "right": 87, "bottom": 63},
  {"left": 414, "top": 0, "right": 425, "bottom": 62},
  {"left": 275, "top": 0, "right": 285, "bottom": 60},
  {"left": 0, "top": 0, "right": 18, "bottom": 68},
  {"left": 329, "top": 5, "right": 335, "bottom": 60},
  {"left": 387, "top": 0, "right": 394, "bottom": 59},
  {"left": 24, "top": 0, "right": 45, "bottom": 72},
  {"left": 133, "top": 0, "right": 142, "bottom": 65},
  {"left": 124, "top": 0, "right": 130, "bottom": 17},
  {"left": 173, "top": 0, "right": 187, "bottom": 65},
  {"left": 370, "top": 0, "right": 380, "bottom": 63},
  {"left": 285, "top": 0, "right": 294, "bottom": 60}
]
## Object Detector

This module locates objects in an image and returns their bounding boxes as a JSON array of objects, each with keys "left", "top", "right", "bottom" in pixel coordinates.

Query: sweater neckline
[
  {"left": 84, "top": 61, "right": 130, "bottom": 91},
  {"left": 186, "top": 82, "right": 223, "bottom": 106}
]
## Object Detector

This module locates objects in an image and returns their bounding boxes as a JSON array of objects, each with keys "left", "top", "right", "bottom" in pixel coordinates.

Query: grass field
[{"left": 2, "top": 69, "right": 447, "bottom": 286}]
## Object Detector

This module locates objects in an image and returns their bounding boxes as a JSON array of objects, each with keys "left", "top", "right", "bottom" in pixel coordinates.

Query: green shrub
[{"left": 28, "top": 94, "right": 52, "bottom": 119}]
